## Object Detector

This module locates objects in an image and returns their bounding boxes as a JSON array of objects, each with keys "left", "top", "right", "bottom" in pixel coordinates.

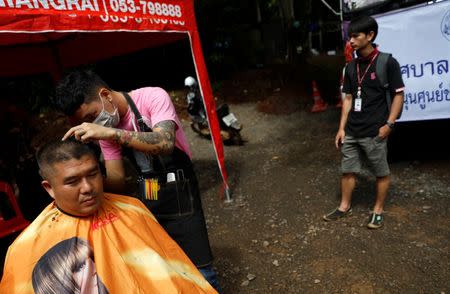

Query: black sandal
[{"left": 323, "top": 207, "right": 352, "bottom": 221}]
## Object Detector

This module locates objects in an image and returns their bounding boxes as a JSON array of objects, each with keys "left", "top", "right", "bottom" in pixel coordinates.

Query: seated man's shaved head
[
  {"left": 37, "top": 139, "right": 104, "bottom": 217},
  {"left": 36, "top": 139, "right": 98, "bottom": 180}
]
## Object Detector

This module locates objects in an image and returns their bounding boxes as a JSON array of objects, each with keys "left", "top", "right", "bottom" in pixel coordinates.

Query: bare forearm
[
  {"left": 388, "top": 92, "right": 404, "bottom": 122},
  {"left": 339, "top": 94, "right": 352, "bottom": 130},
  {"left": 104, "top": 159, "right": 126, "bottom": 193},
  {"left": 103, "top": 176, "right": 126, "bottom": 193}
]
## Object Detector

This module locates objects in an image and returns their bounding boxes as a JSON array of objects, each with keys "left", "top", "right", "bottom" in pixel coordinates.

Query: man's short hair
[
  {"left": 54, "top": 69, "right": 110, "bottom": 116},
  {"left": 36, "top": 139, "right": 98, "bottom": 180},
  {"left": 348, "top": 15, "right": 378, "bottom": 42}
]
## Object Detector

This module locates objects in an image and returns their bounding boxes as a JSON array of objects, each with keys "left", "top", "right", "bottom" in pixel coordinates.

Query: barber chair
[{"left": 0, "top": 181, "right": 29, "bottom": 238}]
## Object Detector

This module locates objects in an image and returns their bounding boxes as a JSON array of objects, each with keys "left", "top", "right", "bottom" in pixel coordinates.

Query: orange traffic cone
[{"left": 310, "top": 80, "right": 328, "bottom": 113}]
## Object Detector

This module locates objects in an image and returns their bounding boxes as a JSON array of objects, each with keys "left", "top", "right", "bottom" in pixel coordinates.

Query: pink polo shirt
[{"left": 99, "top": 87, "right": 192, "bottom": 160}]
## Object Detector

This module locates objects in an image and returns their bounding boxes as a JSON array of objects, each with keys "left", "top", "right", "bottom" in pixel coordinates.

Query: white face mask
[{"left": 92, "top": 97, "right": 120, "bottom": 128}]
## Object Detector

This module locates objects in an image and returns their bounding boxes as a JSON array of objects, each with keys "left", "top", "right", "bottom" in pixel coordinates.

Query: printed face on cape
[
  {"left": 32, "top": 237, "right": 109, "bottom": 294},
  {"left": 72, "top": 256, "right": 100, "bottom": 293}
]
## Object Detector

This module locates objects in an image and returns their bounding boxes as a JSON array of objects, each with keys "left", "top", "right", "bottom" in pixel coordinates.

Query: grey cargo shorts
[{"left": 341, "top": 135, "right": 390, "bottom": 177}]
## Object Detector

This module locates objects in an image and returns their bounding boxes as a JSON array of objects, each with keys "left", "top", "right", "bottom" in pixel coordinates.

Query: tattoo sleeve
[
  {"left": 113, "top": 121, "right": 176, "bottom": 155},
  {"left": 114, "top": 130, "right": 133, "bottom": 146}
]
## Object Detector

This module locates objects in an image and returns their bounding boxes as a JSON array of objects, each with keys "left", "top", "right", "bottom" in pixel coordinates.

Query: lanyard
[{"left": 356, "top": 52, "right": 379, "bottom": 97}]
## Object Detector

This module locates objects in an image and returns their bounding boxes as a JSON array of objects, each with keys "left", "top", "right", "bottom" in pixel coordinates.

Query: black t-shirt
[{"left": 342, "top": 52, "right": 404, "bottom": 137}]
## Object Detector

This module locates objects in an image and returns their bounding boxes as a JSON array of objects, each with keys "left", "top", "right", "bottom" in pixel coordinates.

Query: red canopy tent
[{"left": 0, "top": 0, "right": 232, "bottom": 200}]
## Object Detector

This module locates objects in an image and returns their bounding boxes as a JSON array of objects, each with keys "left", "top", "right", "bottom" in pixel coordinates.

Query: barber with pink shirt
[{"left": 54, "top": 69, "right": 221, "bottom": 292}]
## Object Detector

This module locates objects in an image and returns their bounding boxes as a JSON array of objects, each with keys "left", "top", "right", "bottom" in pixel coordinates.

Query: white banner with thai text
[{"left": 375, "top": 1, "right": 450, "bottom": 122}]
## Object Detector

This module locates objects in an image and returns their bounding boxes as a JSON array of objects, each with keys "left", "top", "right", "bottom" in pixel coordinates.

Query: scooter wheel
[
  {"left": 191, "top": 123, "right": 211, "bottom": 139},
  {"left": 191, "top": 123, "right": 201, "bottom": 134},
  {"left": 224, "top": 129, "right": 243, "bottom": 145},
  {"left": 233, "top": 132, "right": 244, "bottom": 145}
]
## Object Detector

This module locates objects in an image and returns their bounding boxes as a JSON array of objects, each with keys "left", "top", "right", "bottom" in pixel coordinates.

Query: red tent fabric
[{"left": 0, "top": 0, "right": 231, "bottom": 199}]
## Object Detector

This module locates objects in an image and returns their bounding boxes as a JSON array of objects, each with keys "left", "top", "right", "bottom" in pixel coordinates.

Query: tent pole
[
  {"left": 188, "top": 30, "right": 232, "bottom": 202},
  {"left": 223, "top": 187, "right": 232, "bottom": 203}
]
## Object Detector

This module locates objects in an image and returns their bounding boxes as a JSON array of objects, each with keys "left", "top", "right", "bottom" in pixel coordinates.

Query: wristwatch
[{"left": 386, "top": 120, "right": 395, "bottom": 129}]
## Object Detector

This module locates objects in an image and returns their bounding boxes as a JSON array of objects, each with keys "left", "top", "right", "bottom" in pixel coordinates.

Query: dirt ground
[
  {"left": 192, "top": 104, "right": 450, "bottom": 293},
  {"left": 186, "top": 100, "right": 450, "bottom": 293},
  {"left": 1, "top": 68, "right": 449, "bottom": 293}
]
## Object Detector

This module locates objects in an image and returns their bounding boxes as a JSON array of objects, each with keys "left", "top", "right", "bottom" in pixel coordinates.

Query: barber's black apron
[{"left": 123, "top": 93, "right": 213, "bottom": 267}]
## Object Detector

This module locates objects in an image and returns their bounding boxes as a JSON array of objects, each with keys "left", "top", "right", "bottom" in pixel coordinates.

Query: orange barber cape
[{"left": 0, "top": 193, "right": 217, "bottom": 294}]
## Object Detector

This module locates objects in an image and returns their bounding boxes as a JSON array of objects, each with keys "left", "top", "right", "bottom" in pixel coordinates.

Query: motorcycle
[{"left": 184, "top": 76, "right": 243, "bottom": 145}]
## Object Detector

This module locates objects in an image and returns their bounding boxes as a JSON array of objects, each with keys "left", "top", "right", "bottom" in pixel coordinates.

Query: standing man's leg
[
  {"left": 374, "top": 175, "right": 390, "bottom": 214},
  {"left": 338, "top": 173, "right": 356, "bottom": 212},
  {"left": 366, "top": 137, "right": 390, "bottom": 229},
  {"left": 323, "top": 173, "right": 356, "bottom": 221},
  {"left": 323, "top": 136, "right": 360, "bottom": 221}
]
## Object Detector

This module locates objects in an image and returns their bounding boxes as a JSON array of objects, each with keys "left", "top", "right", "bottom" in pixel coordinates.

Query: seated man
[{"left": 0, "top": 140, "right": 216, "bottom": 294}]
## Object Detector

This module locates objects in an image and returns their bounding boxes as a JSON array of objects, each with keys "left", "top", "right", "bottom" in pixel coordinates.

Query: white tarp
[{"left": 375, "top": 1, "right": 450, "bottom": 122}]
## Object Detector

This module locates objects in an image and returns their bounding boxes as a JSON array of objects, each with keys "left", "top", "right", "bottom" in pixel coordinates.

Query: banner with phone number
[
  {"left": 0, "top": 0, "right": 190, "bottom": 31},
  {"left": 0, "top": 0, "right": 232, "bottom": 200}
]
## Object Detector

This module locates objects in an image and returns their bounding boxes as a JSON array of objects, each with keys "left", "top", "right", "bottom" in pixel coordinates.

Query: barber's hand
[
  {"left": 335, "top": 129, "right": 345, "bottom": 149},
  {"left": 62, "top": 122, "right": 114, "bottom": 142},
  {"left": 378, "top": 124, "right": 392, "bottom": 140}
]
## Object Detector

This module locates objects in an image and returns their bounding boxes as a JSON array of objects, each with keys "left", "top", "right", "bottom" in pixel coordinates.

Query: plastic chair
[{"left": 0, "top": 181, "right": 29, "bottom": 238}]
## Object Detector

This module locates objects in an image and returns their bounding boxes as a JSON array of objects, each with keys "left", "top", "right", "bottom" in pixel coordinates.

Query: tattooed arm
[
  {"left": 62, "top": 120, "right": 176, "bottom": 155},
  {"left": 101, "top": 121, "right": 175, "bottom": 193},
  {"left": 112, "top": 120, "right": 176, "bottom": 155}
]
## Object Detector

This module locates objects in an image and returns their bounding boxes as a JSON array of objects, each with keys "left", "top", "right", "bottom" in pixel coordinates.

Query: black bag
[
  {"left": 376, "top": 52, "right": 403, "bottom": 119},
  {"left": 137, "top": 168, "right": 194, "bottom": 219},
  {"left": 122, "top": 92, "right": 195, "bottom": 219}
]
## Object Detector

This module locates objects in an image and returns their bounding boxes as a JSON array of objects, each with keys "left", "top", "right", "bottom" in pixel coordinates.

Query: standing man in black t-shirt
[{"left": 323, "top": 16, "right": 404, "bottom": 229}]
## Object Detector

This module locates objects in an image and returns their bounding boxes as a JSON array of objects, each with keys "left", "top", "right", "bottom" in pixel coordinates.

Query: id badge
[{"left": 354, "top": 98, "right": 362, "bottom": 112}]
